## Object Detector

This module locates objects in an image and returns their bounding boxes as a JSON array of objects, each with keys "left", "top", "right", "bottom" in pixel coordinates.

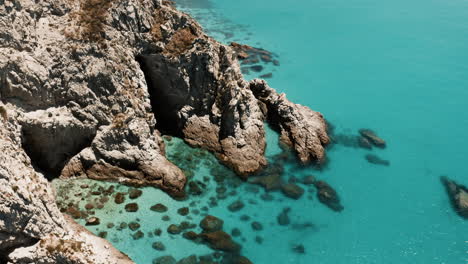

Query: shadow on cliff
[
  {"left": 136, "top": 54, "right": 186, "bottom": 137},
  {"left": 21, "top": 126, "right": 96, "bottom": 180}
]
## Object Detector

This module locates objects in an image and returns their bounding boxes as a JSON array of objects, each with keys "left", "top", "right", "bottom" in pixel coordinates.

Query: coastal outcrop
[
  {"left": 0, "top": 115, "right": 132, "bottom": 263},
  {"left": 249, "top": 79, "right": 330, "bottom": 164},
  {"left": 440, "top": 176, "right": 468, "bottom": 219},
  {"left": 137, "top": 4, "right": 267, "bottom": 175},
  {"left": 0, "top": 0, "right": 186, "bottom": 195},
  {"left": 0, "top": 0, "right": 330, "bottom": 262}
]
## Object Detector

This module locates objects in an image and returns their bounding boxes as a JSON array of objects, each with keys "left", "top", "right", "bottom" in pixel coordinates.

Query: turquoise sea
[{"left": 54, "top": 0, "right": 468, "bottom": 263}]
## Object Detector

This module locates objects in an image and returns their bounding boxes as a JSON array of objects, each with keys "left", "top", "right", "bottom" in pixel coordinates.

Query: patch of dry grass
[
  {"left": 65, "top": 0, "right": 114, "bottom": 42},
  {"left": 112, "top": 113, "right": 127, "bottom": 129},
  {"left": 164, "top": 28, "right": 197, "bottom": 55}
]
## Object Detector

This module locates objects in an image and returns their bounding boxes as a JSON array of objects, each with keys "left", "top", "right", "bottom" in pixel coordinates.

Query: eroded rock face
[
  {"left": 20, "top": 107, "right": 97, "bottom": 177},
  {"left": 61, "top": 118, "right": 186, "bottom": 196},
  {"left": 137, "top": 5, "right": 267, "bottom": 176},
  {"left": 0, "top": 111, "right": 133, "bottom": 263},
  {"left": 0, "top": 0, "right": 185, "bottom": 194},
  {"left": 0, "top": 0, "right": 330, "bottom": 261},
  {"left": 249, "top": 79, "right": 330, "bottom": 164}
]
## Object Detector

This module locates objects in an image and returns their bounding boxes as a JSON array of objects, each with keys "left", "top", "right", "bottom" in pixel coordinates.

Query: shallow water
[{"left": 54, "top": 0, "right": 467, "bottom": 263}]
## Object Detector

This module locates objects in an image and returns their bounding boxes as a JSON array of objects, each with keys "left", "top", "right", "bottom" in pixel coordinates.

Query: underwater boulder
[
  {"left": 129, "top": 188, "right": 143, "bottom": 199},
  {"left": 228, "top": 200, "right": 245, "bottom": 212},
  {"left": 358, "top": 136, "right": 373, "bottom": 149},
  {"left": 151, "top": 203, "right": 168, "bottom": 212},
  {"left": 277, "top": 207, "right": 291, "bottom": 226},
  {"left": 365, "top": 154, "right": 390, "bottom": 166},
  {"left": 313, "top": 181, "right": 344, "bottom": 212},
  {"left": 200, "top": 215, "right": 224, "bottom": 232},
  {"left": 359, "top": 129, "right": 386, "bottom": 148},
  {"left": 200, "top": 231, "right": 241, "bottom": 252},
  {"left": 153, "top": 256, "right": 176, "bottom": 264},
  {"left": 114, "top": 192, "right": 125, "bottom": 204},
  {"left": 440, "top": 176, "right": 468, "bottom": 219},
  {"left": 281, "top": 183, "right": 305, "bottom": 199},
  {"left": 125, "top": 203, "right": 139, "bottom": 212},
  {"left": 85, "top": 217, "right": 100, "bottom": 226}
]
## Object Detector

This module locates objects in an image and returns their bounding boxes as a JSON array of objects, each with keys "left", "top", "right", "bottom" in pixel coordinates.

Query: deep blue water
[{"left": 54, "top": 0, "right": 468, "bottom": 263}]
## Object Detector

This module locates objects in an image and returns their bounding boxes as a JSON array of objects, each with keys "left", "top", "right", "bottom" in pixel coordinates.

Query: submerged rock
[
  {"left": 228, "top": 200, "right": 245, "bottom": 212},
  {"left": 153, "top": 256, "right": 177, "bottom": 264},
  {"left": 179, "top": 221, "right": 196, "bottom": 230},
  {"left": 129, "top": 222, "right": 141, "bottom": 231},
  {"left": 114, "top": 192, "right": 126, "bottom": 204},
  {"left": 178, "top": 207, "right": 190, "bottom": 216},
  {"left": 440, "top": 176, "right": 468, "bottom": 219},
  {"left": 292, "top": 244, "right": 306, "bottom": 254},
  {"left": 125, "top": 203, "right": 139, "bottom": 212},
  {"left": 132, "top": 231, "right": 144, "bottom": 240},
  {"left": 359, "top": 129, "right": 386, "bottom": 148},
  {"left": 200, "top": 231, "right": 241, "bottom": 252},
  {"left": 231, "top": 228, "right": 242, "bottom": 237},
  {"left": 220, "top": 254, "right": 253, "bottom": 264},
  {"left": 250, "top": 65, "right": 264, "bottom": 72},
  {"left": 302, "top": 175, "right": 316, "bottom": 185},
  {"left": 151, "top": 203, "right": 168, "bottom": 212},
  {"left": 313, "top": 181, "right": 344, "bottom": 212},
  {"left": 98, "top": 231, "right": 108, "bottom": 239},
  {"left": 248, "top": 173, "right": 283, "bottom": 191},
  {"left": 365, "top": 154, "right": 390, "bottom": 166},
  {"left": 291, "top": 222, "right": 317, "bottom": 230},
  {"left": 168, "top": 224, "right": 182, "bottom": 235},
  {"left": 177, "top": 255, "right": 198, "bottom": 264},
  {"left": 187, "top": 181, "right": 203, "bottom": 196},
  {"left": 281, "top": 183, "right": 305, "bottom": 199},
  {"left": 154, "top": 228, "right": 163, "bottom": 236},
  {"left": 200, "top": 215, "right": 224, "bottom": 232},
  {"left": 260, "top": 193, "right": 274, "bottom": 201},
  {"left": 358, "top": 136, "right": 373, "bottom": 149},
  {"left": 251, "top": 221, "right": 263, "bottom": 231},
  {"left": 85, "top": 217, "right": 100, "bottom": 226},
  {"left": 183, "top": 231, "right": 199, "bottom": 240},
  {"left": 255, "top": 236, "right": 263, "bottom": 244},
  {"left": 277, "top": 208, "right": 291, "bottom": 226},
  {"left": 152, "top": 241, "right": 166, "bottom": 251},
  {"left": 260, "top": 73, "right": 273, "bottom": 79},
  {"left": 129, "top": 189, "right": 143, "bottom": 199}
]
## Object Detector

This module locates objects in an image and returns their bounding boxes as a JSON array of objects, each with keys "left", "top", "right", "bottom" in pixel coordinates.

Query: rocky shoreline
[{"left": 0, "top": 0, "right": 329, "bottom": 262}]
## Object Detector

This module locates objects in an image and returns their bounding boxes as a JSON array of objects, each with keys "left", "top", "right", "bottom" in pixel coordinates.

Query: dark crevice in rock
[
  {"left": 0, "top": 233, "right": 39, "bottom": 263},
  {"left": 136, "top": 54, "right": 188, "bottom": 136},
  {"left": 21, "top": 124, "right": 96, "bottom": 180}
]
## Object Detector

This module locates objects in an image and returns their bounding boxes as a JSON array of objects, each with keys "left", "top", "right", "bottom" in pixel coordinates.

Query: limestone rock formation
[
  {"left": 249, "top": 79, "right": 330, "bottom": 164},
  {"left": 0, "top": 110, "right": 132, "bottom": 263},
  {"left": 137, "top": 4, "right": 267, "bottom": 175},
  {"left": 0, "top": 0, "right": 330, "bottom": 262},
  {"left": 0, "top": 0, "right": 186, "bottom": 194}
]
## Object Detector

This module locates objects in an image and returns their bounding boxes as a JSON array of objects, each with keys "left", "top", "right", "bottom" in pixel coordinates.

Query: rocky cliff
[
  {"left": 0, "top": 0, "right": 329, "bottom": 262},
  {"left": 0, "top": 115, "right": 132, "bottom": 263}
]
